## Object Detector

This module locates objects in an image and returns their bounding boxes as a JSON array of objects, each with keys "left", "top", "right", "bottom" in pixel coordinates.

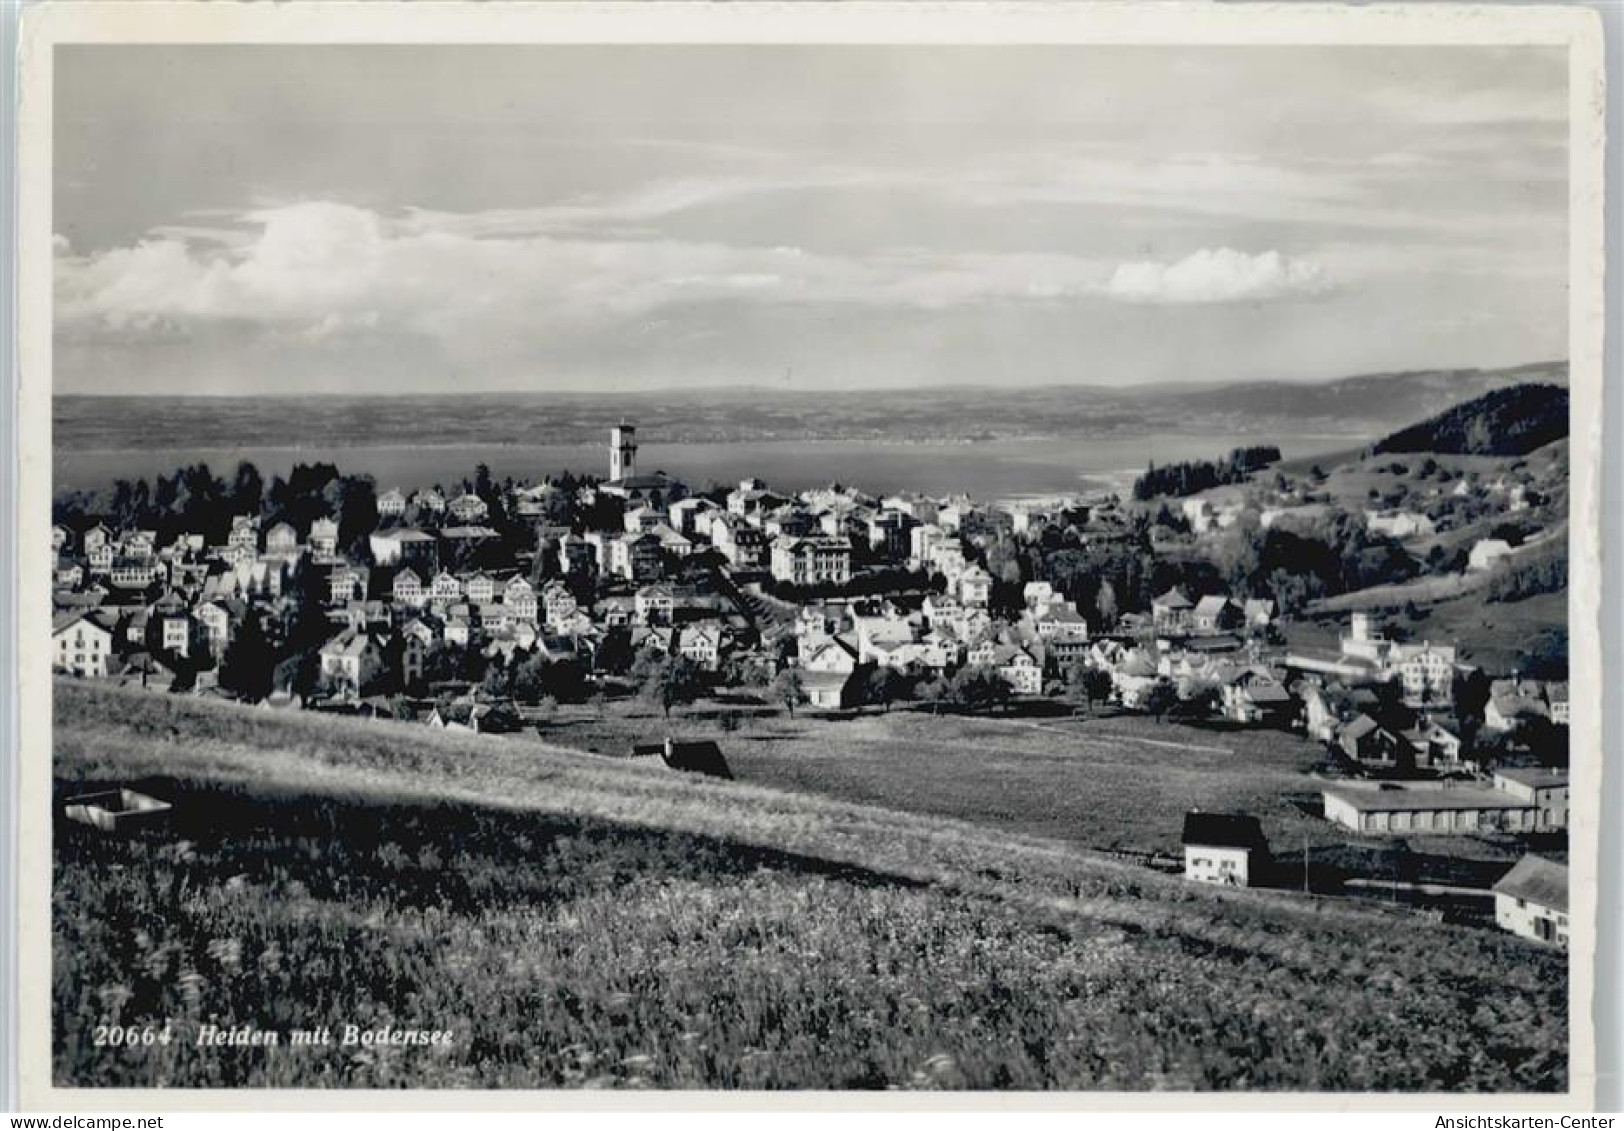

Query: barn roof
[
  {"left": 1493, "top": 855, "right": 1567, "bottom": 914},
  {"left": 1181, "top": 811, "right": 1269, "bottom": 852}
]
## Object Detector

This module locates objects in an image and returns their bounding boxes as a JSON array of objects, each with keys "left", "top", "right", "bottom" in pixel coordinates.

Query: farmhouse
[
  {"left": 1491, "top": 767, "right": 1569, "bottom": 830},
  {"left": 1492, "top": 856, "right": 1568, "bottom": 948},
  {"left": 1181, "top": 811, "right": 1270, "bottom": 888},
  {"left": 1321, "top": 783, "right": 1539, "bottom": 835}
]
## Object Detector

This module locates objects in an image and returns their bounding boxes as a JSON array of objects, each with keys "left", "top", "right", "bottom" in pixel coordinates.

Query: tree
[
  {"left": 864, "top": 666, "right": 900, "bottom": 712},
  {"left": 1094, "top": 581, "right": 1118, "bottom": 629},
  {"left": 1142, "top": 679, "right": 1179, "bottom": 723},
  {"left": 1064, "top": 660, "right": 1112, "bottom": 716},
  {"left": 771, "top": 668, "right": 806, "bottom": 717},
  {"left": 643, "top": 655, "right": 702, "bottom": 719},
  {"left": 218, "top": 611, "right": 276, "bottom": 702},
  {"left": 946, "top": 666, "right": 1013, "bottom": 715}
]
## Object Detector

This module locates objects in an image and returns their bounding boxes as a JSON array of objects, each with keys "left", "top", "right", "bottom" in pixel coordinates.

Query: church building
[{"left": 600, "top": 422, "right": 688, "bottom": 509}]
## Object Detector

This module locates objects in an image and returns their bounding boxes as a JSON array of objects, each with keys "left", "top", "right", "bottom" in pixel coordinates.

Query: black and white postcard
[{"left": 11, "top": 0, "right": 1608, "bottom": 1111}]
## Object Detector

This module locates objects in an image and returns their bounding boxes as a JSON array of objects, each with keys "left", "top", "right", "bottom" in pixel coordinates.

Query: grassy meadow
[{"left": 54, "top": 682, "right": 1568, "bottom": 1091}]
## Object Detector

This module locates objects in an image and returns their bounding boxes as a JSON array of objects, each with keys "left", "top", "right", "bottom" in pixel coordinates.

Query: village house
[
  {"left": 376, "top": 488, "right": 408, "bottom": 517},
  {"left": 369, "top": 528, "right": 439, "bottom": 571},
  {"left": 1221, "top": 667, "right": 1294, "bottom": 725},
  {"left": 1181, "top": 811, "right": 1269, "bottom": 888},
  {"left": 1192, "top": 595, "right": 1243, "bottom": 634},
  {"left": 1338, "top": 713, "right": 1415, "bottom": 767},
  {"left": 1402, "top": 718, "right": 1465, "bottom": 768},
  {"left": 329, "top": 566, "right": 369, "bottom": 605},
  {"left": 462, "top": 571, "right": 496, "bottom": 604},
  {"left": 309, "top": 517, "right": 340, "bottom": 559},
  {"left": 1151, "top": 588, "right": 1194, "bottom": 634},
  {"left": 1492, "top": 767, "right": 1569, "bottom": 830},
  {"left": 1492, "top": 856, "right": 1568, "bottom": 948},
  {"left": 1364, "top": 509, "right": 1437, "bottom": 540},
  {"left": 1468, "top": 538, "right": 1514, "bottom": 572},
  {"left": 1111, "top": 651, "right": 1162, "bottom": 709},
  {"left": 448, "top": 492, "right": 490, "bottom": 523},
  {"left": 771, "top": 536, "right": 853, "bottom": 588},
  {"left": 429, "top": 570, "right": 463, "bottom": 602},
  {"left": 678, "top": 623, "right": 724, "bottom": 670},
  {"left": 53, "top": 610, "right": 116, "bottom": 678},
  {"left": 993, "top": 645, "right": 1043, "bottom": 696},
  {"left": 194, "top": 601, "right": 233, "bottom": 655},
  {"left": 266, "top": 522, "right": 299, "bottom": 557},
  {"left": 1485, "top": 679, "right": 1551, "bottom": 732},
  {"left": 956, "top": 565, "right": 993, "bottom": 608},
  {"left": 1394, "top": 643, "right": 1458, "bottom": 707},
  {"left": 392, "top": 568, "right": 426, "bottom": 608},
  {"left": 159, "top": 611, "right": 193, "bottom": 658},
  {"left": 504, "top": 577, "right": 538, "bottom": 623},
  {"left": 635, "top": 584, "right": 677, "bottom": 624}
]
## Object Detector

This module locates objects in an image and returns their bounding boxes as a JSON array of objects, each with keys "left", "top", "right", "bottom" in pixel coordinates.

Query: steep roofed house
[
  {"left": 993, "top": 645, "right": 1043, "bottom": 696},
  {"left": 504, "top": 577, "right": 538, "bottom": 623},
  {"left": 957, "top": 565, "right": 993, "bottom": 608},
  {"left": 53, "top": 610, "right": 117, "bottom": 678},
  {"left": 1394, "top": 643, "right": 1458, "bottom": 707},
  {"left": 329, "top": 566, "right": 370, "bottom": 605},
  {"left": 1192, "top": 595, "right": 1243, "bottom": 634},
  {"left": 1243, "top": 598, "right": 1276, "bottom": 631},
  {"left": 1221, "top": 667, "right": 1294, "bottom": 725},
  {"left": 678, "top": 623, "right": 724, "bottom": 670},
  {"left": 1337, "top": 714, "right": 1410, "bottom": 767},
  {"left": 1492, "top": 856, "right": 1568, "bottom": 948},
  {"left": 1151, "top": 587, "right": 1193, "bottom": 634},
  {"left": 804, "top": 667, "right": 863, "bottom": 710},
  {"left": 392, "top": 568, "right": 426, "bottom": 609},
  {"left": 449, "top": 492, "right": 490, "bottom": 523},
  {"left": 376, "top": 488, "right": 408, "bottom": 517},
  {"left": 309, "top": 517, "right": 340, "bottom": 559},
  {"left": 429, "top": 570, "right": 463, "bottom": 602},
  {"left": 462, "top": 571, "right": 496, "bottom": 604},
  {"left": 1181, "top": 812, "right": 1270, "bottom": 888}
]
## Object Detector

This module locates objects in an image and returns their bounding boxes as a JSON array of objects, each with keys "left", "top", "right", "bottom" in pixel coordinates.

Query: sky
[{"left": 53, "top": 45, "right": 1569, "bottom": 396}]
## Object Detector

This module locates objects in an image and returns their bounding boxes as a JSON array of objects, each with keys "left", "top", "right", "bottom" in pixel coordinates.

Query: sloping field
[{"left": 52, "top": 683, "right": 1567, "bottom": 1091}]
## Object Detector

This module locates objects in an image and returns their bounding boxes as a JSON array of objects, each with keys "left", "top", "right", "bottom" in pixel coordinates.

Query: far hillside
[{"left": 1373, "top": 383, "right": 1568, "bottom": 457}]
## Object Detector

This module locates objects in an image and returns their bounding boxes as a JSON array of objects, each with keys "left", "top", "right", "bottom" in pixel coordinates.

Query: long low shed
[{"left": 1322, "top": 785, "right": 1539, "bottom": 835}]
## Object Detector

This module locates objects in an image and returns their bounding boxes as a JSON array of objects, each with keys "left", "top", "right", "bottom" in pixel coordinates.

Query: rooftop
[{"left": 1492, "top": 855, "right": 1567, "bottom": 914}]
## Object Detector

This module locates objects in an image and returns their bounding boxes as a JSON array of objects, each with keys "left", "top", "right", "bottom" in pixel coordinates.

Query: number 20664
[{"left": 93, "top": 1023, "right": 174, "bottom": 1047}]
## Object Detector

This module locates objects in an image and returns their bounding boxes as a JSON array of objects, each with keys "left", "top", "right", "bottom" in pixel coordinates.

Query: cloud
[
  {"left": 55, "top": 200, "right": 1130, "bottom": 351},
  {"left": 1105, "top": 247, "right": 1331, "bottom": 305}
]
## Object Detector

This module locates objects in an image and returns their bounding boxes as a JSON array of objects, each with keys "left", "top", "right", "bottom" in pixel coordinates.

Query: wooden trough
[{"left": 62, "top": 788, "right": 172, "bottom": 833}]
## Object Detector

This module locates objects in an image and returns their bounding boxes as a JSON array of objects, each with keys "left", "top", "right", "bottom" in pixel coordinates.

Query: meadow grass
[{"left": 53, "top": 682, "right": 1567, "bottom": 1090}]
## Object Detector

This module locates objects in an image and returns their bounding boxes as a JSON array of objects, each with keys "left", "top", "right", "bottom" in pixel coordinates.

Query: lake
[{"left": 54, "top": 433, "right": 1363, "bottom": 502}]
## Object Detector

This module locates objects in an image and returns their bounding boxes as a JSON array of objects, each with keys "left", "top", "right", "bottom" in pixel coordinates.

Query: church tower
[{"left": 610, "top": 423, "right": 637, "bottom": 481}]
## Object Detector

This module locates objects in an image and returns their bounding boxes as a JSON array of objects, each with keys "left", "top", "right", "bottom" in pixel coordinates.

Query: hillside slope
[
  {"left": 52, "top": 683, "right": 1567, "bottom": 1091},
  {"left": 1373, "top": 383, "right": 1569, "bottom": 456}
]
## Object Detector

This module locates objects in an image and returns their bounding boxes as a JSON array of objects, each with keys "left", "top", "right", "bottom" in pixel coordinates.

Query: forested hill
[{"left": 1371, "top": 383, "right": 1569, "bottom": 457}]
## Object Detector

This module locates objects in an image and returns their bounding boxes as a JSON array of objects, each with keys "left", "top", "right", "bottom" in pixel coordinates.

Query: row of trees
[{"left": 1131, "top": 445, "right": 1283, "bottom": 502}]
